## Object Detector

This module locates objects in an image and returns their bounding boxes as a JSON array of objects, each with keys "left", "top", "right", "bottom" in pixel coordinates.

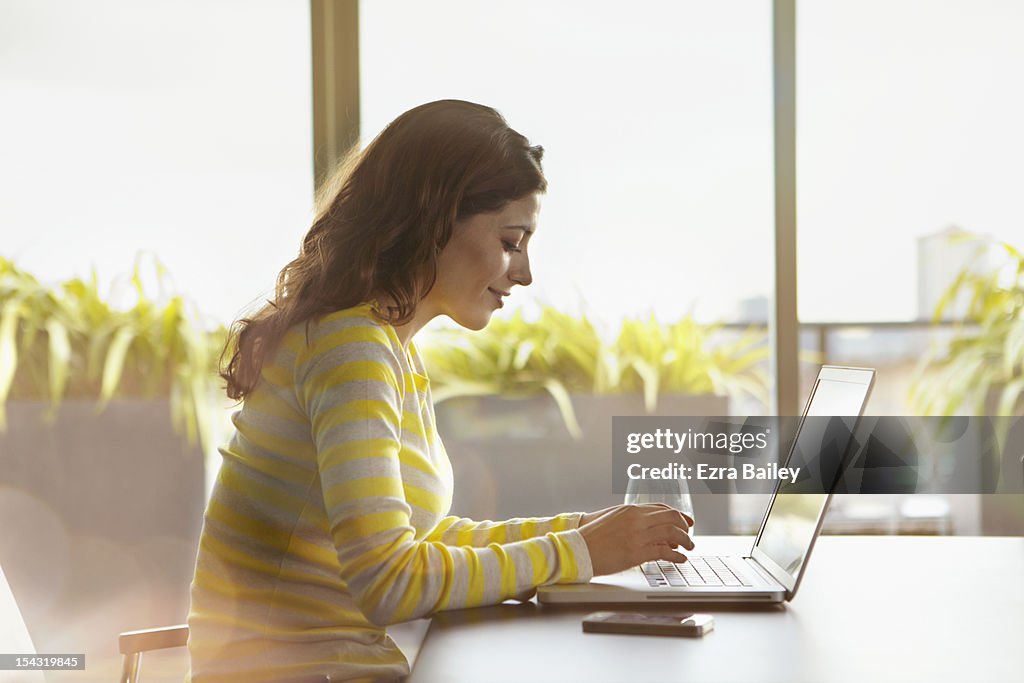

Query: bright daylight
[{"left": 1, "top": 2, "right": 1022, "bottom": 682}]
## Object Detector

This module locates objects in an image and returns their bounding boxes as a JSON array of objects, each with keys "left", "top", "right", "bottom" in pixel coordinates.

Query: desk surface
[{"left": 405, "top": 535, "right": 1024, "bottom": 683}]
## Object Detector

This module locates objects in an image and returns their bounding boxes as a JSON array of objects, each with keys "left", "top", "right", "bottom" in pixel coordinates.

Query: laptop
[{"left": 538, "top": 365, "right": 875, "bottom": 605}]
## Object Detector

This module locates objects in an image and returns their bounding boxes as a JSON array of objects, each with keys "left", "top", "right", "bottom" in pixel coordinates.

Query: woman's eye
[{"left": 502, "top": 241, "right": 523, "bottom": 253}]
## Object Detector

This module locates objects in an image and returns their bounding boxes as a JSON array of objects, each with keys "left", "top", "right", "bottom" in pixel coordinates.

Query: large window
[
  {"left": 361, "top": 1, "right": 775, "bottom": 329},
  {"left": 794, "top": 0, "right": 1024, "bottom": 535},
  {"left": 0, "top": 0, "right": 315, "bottom": 326},
  {"left": 799, "top": 0, "right": 1024, "bottom": 326},
  {"left": 0, "top": 2, "right": 317, "bottom": 670},
  {"left": 360, "top": 1, "right": 776, "bottom": 532}
]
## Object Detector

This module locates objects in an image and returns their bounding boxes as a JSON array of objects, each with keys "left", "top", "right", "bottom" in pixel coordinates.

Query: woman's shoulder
[
  {"left": 284, "top": 303, "right": 402, "bottom": 367},
  {"left": 314, "top": 302, "right": 389, "bottom": 334}
]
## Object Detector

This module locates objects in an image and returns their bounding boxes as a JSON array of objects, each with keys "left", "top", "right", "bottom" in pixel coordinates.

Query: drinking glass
[{"left": 624, "top": 475, "right": 695, "bottom": 541}]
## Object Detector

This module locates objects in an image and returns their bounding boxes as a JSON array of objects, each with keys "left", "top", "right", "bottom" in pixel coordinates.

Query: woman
[{"left": 187, "top": 100, "right": 694, "bottom": 683}]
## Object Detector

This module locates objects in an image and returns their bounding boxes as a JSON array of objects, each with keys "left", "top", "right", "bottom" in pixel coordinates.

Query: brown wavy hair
[{"left": 222, "top": 100, "right": 547, "bottom": 400}]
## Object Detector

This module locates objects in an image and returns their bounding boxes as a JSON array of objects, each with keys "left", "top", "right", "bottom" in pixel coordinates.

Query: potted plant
[
  {"left": 0, "top": 254, "right": 226, "bottom": 649},
  {"left": 910, "top": 238, "right": 1024, "bottom": 417},
  {"left": 419, "top": 307, "right": 769, "bottom": 530},
  {"left": 422, "top": 308, "right": 769, "bottom": 435},
  {"left": 910, "top": 236, "right": 1024, "bottom": 534}
]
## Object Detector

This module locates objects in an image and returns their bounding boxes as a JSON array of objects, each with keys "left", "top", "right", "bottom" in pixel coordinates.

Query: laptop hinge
[{"left": 745, "top": 556, "right": 788, "bottom": 593}]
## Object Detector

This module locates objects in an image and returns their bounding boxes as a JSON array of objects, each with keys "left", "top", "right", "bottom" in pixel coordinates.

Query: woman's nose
[{"left": 509, "top": 253, "right": 532, "bottom": 287}]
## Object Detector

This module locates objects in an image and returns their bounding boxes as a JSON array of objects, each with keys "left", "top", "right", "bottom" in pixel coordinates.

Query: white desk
[{"left": 405, "top": 536, "right": 1024, "bottom": 683}]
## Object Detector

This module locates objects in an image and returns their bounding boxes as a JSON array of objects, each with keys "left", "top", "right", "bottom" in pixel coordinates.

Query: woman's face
[{"left": 425, "top": 193, "right": 539, "bottom": 330}]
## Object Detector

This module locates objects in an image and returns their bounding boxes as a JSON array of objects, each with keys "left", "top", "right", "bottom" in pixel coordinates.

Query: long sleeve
[
  {"left": 296, "top": 317, "right": 593, "bottom": 628},
  {"left": 423, "top": 512, "right": 584, "bottom": 546}
]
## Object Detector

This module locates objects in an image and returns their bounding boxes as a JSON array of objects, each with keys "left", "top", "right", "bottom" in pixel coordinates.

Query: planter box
[
  {"left": 435, "top": 393, "right": 731, "bottom": 533},
  {"left": 980, "top": 390, "right": 1024, "bottom": 535},
  {"left": 0, "top": 400, "right": 205, "bottom": 654}
]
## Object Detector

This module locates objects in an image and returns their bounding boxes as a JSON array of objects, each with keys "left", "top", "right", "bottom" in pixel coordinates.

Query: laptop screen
[{"left": 753, "top": 368, "right": 873, "bottom": 579}]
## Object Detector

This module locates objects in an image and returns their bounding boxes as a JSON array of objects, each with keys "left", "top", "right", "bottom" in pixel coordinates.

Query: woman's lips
[{"left": 488, "top": 288, "right": 509, "bottom": 307}]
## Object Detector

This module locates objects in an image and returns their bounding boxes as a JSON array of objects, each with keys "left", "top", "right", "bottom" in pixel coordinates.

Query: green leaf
[
  {"left": 542, "top": 378, "right": 582, "bottom": 440},
  {"left": 512, "top": 340, "right": 534, "bottom": 371},
  {"left": 45, "top": 318, "right": 71, "bottom": 414},
  {"left": 629, "top": 358, "right": 660, "bottom": 413},
  {"left": 911, "top": 232, "right": 1024, "bottom": 416},
  {"left": 98, "top": 325, "right": 137, "bottom": 411},
  {"left": 1003, "top": 318, "right": 1024, "bottom": 379},
  {"left": 430, "top": 379, "right": 503, "bottom": 404},
  {"left": 996, "top": 378, "right": 1024, "bottom": 417},
  {"left": 0, "top": 299, "right": 23, "bottom": 430}
]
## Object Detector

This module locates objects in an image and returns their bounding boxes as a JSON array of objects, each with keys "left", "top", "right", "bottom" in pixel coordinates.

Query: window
[
  {"left": 361, "top": 1, "right": 775, "bottom": 329},
  {"left": 361, "top": 1, "right": 776, "bottom": 531},
  {"left": 0, "top": 0, "right": 314, "bottom": 325},
  {"left": 796, "top": 0, "right": 1024, "bottom": 534}
]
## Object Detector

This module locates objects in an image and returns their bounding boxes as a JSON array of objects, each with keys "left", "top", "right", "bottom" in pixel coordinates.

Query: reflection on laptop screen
[{"left": 755, "top": 373, "right": 872, "bottom": 577}]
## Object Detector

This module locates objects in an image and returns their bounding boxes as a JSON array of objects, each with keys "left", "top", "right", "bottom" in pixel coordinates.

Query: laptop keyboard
[{"left": 641, "top": 557, "right": 753, "bottom": 588}]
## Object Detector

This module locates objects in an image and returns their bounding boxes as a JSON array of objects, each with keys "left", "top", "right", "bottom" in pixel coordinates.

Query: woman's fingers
[
  {"left": 640, "top": 523, "right": 694, "bottom": 551},
  {"left": 643, "top": 543, "right": 689, "bottom": 564},
  {"left": 578, "top": 503, "right": 698, "bottom": 576},
  {"left": 644, "top": 505, "right": 695, "bottom": 530}
]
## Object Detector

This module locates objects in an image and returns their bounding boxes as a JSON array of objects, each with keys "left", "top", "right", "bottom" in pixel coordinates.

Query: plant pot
[{"left": 0, "top": 399, "right": 205, "bottom": 655}]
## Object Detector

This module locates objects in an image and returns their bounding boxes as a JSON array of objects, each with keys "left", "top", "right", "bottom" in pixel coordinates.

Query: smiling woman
[
  {"left": 186, "top": 99, "right": 694, "bottom": 683},
  {"left": 426, "top": 194, "right": 538, "bottom": 329}
]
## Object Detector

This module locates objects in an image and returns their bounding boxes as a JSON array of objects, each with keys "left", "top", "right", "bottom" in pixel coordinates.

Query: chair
[
  {"left": 118, "top": 624, "right": 331, "bottom": 682},
  {"left": 0, "top": 564, "right": 46, "bottom": 683},
  {"left": 118, "top": 624, "right": 189, "bottom": 683}
]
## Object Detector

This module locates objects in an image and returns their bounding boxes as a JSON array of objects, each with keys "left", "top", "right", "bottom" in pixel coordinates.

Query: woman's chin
[{"left": 451, "top": 310, "right": 495, "bottom": 331}]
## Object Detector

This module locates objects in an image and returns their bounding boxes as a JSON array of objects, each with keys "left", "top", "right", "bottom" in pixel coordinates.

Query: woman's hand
[
  {"left": 578, "top": 505, "right": 619, "bottom": 528},
  {"left": 577, "top": 504, "right": 695, "bottom": 577}
]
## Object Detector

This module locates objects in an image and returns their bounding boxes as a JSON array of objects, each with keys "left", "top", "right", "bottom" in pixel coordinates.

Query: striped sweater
[{"left": 186, "top": 304, "right": 593, "bottom": 682}]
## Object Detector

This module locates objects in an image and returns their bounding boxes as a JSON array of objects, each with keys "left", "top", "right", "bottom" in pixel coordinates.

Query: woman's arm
[
  {"left": 297, "top": 325, "right": 592, "bottom": 627},
  {"left": 423, "top": 512, "right": 584, "bottom": 546},
  {"left": 424, "top": 503, "right": 628, "bottom": 546}
]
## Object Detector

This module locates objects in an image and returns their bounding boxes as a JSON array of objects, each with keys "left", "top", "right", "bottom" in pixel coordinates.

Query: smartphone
[{"left": 582, "top": 611, "right": 714, "bottom": 637}]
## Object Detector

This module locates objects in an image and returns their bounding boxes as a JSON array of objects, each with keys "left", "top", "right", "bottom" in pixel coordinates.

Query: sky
[
  {"left": 0, "top": 0, "right": 315, "bottom": 327},
  {"left": 2, "top": 0, "right": 1023, "bottom": 328}
]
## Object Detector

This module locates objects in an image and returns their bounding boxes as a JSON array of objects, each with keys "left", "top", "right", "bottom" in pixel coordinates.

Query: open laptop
[{"left": 538, "top": 365, "right": 875, "bottom": 605}]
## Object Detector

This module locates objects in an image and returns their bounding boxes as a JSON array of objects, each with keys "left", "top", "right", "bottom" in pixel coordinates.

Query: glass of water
[{"left": 624, "top": 475, "right": 695, "bottom": 540}]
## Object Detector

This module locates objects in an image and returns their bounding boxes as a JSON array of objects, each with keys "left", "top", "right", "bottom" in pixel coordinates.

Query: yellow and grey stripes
[{"left": 187, "top": 304, "right": 592, "bottom": 682}]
